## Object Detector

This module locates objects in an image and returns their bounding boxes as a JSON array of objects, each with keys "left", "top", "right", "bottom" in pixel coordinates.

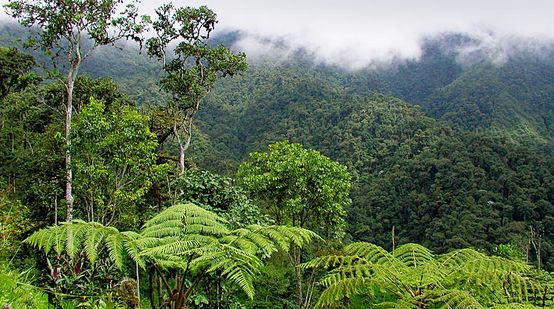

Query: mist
[
  {"left": 2, "top": 0, "right": 554, "bottom": 69},
  {"left": 190, "top": 0, "right": 554, "bottom": 69}
]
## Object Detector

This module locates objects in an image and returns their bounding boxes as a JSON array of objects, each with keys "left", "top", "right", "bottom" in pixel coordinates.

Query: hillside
[
  {"left": 194, "top": 74, "right": 554, "bottom": 268},
  {"left": 2, "top": 21, "right": 554, "bottom": 269}
]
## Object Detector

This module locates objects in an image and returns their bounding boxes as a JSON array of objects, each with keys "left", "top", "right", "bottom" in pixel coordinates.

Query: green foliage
[
  {"left": 72, "top": 98, "right": 169, "bottom": 227},
  {"left": 146, "top": 4, "right": 247, "bottom": 110},
  {"left": 0, "top": 81, "right": 65, "bottom": 221},
  {"left": 4, "top": 0, "right": 146, "bottom": 57},
  {"left": 25, "top": 203, "right": 319, "bottom": 305},
  {"left": 303, "top": 242, "right": 552, "bottom": 308},
  {"left": 0, "top": 267, "right": 48, "bottom": 308},
  {"left": 145, "top": 3, "right": 247, "bottom": 172},
  {"left": 0, "top": 76, "right": 160, "bottom": 225},
  {"left": 172, "top": 169, "right": 267, "bottom": 227},
  {"left": 0, "top": 193, "right": 37, "bottom": 261},
  {"left": 238, "top": 140, "right": 352, "bottom": 239},
  {"left": 425, "top": 62, "right": 554, "bottom": 145},
  {"left": 0, "top": 46, "right": 39, "bottom": 99}
]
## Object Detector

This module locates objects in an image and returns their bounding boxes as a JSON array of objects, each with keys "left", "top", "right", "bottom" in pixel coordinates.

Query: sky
[{"left": 2, "top": 0, "right": 554, "bottom": 69}]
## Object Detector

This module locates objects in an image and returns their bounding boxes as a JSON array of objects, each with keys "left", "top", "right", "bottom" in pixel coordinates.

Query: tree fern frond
[
  {"left": 224, "top": 265, "right": 256, "bottom": 299},
  {"left": 105, "top": 230, "right": 126, "bottom": 269},
  {"left": 84, "top": 224, "right": 105, "bottom": 265},
  {"left": 431, "top": 289, "right": 484, "bottom": 309},
  {"left": 308, "top": 242, "right": 546, "bottom": 308},
  {"left": 393, "top": 243, "right": 434, "bottom": 268},
  {"left": 121, "top": 231, "right": 146, "bottom": 269},
  {"left": 490, "top": 304, "right": 544, "bottom": 308},
  {"left": 301, "top": 255, "right": 367, "bottom": 270},
  {"left": 140, "top": 239, "right": 202, "bottom": 258},
  {"left": 313, "top": 276, "right": 369, "bottom": 309},
  {"left": 344, "top": 242, "right": 395, "bottom": 265},
  {"left": 143, "top": 203, "right": 227, "bottom": 228},
  {"left": 65, "top": 221, "right": 91, "bottom": 261},
  {"left": 252, "top": 225, "right": 320, "bottom": 251},
  {"left": 140, "top": 219, "right": 185, "bottom": 238}
]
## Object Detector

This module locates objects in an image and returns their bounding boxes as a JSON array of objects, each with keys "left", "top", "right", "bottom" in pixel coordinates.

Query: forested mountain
[
  {"left": 2, "top": 20, "right": 554, "bottom": 262},
  {"left": 2, "top": 21, "right": 553, "bottom": 144},
  {"left": 1, "top": 16, "right": 554, "bottom": 307}
]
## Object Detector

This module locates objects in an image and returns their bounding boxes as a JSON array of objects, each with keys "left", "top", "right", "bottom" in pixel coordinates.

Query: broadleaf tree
[
  {"left": 72, "top": 98, "right": 169, "bottom": 228},
  {"left": 237, "top": 140, "right": 352, "bottom": 309},
  {"left": 145, "top": 3, "right": 247, "bottom": 174},
  {"left": 4, "top": 0, "right": 148, "bottom": 221}
]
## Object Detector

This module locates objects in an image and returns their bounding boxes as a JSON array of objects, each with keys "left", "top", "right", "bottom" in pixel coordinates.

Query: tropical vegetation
[{"left": 0, "top": 0, "right": 553, "bottom": 308}]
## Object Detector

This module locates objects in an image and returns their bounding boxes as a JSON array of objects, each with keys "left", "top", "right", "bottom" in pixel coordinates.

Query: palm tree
[
  {"left": 302, "top": 242, "right": 552, "bottom": 308},
  {"left": 25, "top": 203, "right": 319, "bottom": 308}
]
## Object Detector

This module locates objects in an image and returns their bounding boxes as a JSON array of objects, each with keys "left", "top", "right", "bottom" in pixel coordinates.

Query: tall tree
[
  {"left": 146, "top": 3, "right": 247, "bottom": 174},
  {"left": 237, "top": 140, "right": 352, "bottom": 309},
  {"left": 4, "top": 0, "right": 147, "bottom": 221},
  {"left": 72, "top": 98, "right": 168, "bottom": 228}
]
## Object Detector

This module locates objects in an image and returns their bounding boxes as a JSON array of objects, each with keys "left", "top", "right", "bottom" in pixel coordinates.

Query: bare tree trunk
[
  {"left": 174, "top": 116, "right": 192, "bottom": 175},
  {"left": 292, "top": 245, "right": 303, "bottom": 309},
  {"left": 54, "top": 197, "right": 58, "bottom": 225},
  {"left": 529, "top": 226, "right": 543, "bottom": 270},
  {"left": 179, "top": 141, "right": 186, "bottom": 175},
  {"left": 65, "top": 33, "right": 81, "bottom": 222},
  {"left": 65, "top": 73, "right": 75, "bottom": 222}
]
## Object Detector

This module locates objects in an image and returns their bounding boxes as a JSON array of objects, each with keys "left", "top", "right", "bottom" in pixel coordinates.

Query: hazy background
[{"left": 2, "top": 0, "right": 554, "bottom": 69}]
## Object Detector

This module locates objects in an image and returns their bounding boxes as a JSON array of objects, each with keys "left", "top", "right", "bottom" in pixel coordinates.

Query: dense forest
[{"left": 1, "top": 1, "right": 553, "bottom": 308}]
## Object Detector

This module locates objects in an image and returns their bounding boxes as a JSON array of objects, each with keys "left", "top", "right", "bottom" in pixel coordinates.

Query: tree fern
[
  {"left": 304, "top": 242, "right": 549, "bottom": 308},
  {"left": 25, "top": 203, "right": 319, "bottom": 306}
]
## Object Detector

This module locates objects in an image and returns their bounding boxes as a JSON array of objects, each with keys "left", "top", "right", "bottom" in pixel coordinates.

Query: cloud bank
[
  {"left": 191, "top": 0, "right": 554, "bottom": 69},
  {"left": 3, "top": 0, "right": 554, "bottom": 69}
]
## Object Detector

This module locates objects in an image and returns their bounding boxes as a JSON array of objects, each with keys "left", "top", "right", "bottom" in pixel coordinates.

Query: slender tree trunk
[
  {"left": 65, "top": 33, "right": 81, "bottom": 222},
  {"left": 135, "top": 262, "right": 141, "bottom": 307},
  {"left": 174, "top": 116, "right": 192, "bottom": 175},
  {"left": 179, "top": 142, "right": 186, "bottom": 175},
  {"left": 293, "top": 245, "right": 303, "bottom": 309},
  {"left": 149, "top": 270, "right": 158, "bottom": 309},
  {"left": 65, "top": 73, "right": 75, "bottom": 222}
]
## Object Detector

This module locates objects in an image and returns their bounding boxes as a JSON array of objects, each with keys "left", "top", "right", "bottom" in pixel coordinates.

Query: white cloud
[{"left": 3, "top": 0, "right": 554, "bottom": 68}]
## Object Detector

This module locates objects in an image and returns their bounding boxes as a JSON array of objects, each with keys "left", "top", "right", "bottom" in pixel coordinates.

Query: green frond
[
  {"left": 65, "top": 222, "right": 91, "bottom": 261},
  {"left": 301, "top": 255, "right": 367, "bottom": 270},
  {"left": 24, "top": 224, "right": 65, "bottom": 255},
  {"left": 252, "top": 225, "right": 320, "bottom": 252},
  {"left": 84, "top": 225, "right": 105, "bottom": 265},
  {"left": 309, "top": 242, "right": 546, "bottom": 308},
  {"left": 224, "top": 265, "right": 256, "bottom": 299},
  {"left": 180, "top": 224, "right": 230, "bottom": 236},
  {"left": 105, "top": 230, "right": 126, "bottom": 269},
  {"left": 490, "top": 304, "right": 544, "bottom": 308},
  {"left": 190, "top": 243, "right": 262, "bottom": 299},
  {"left": 140, "top": 238, "right": 202, "bottom": 258},
  {"left": 431, "top": 289, "right": 484, "bottom": 309},
  {"left": 140, "top": 219, "right": 185, "bottom": 238},
  {"left": 438, "top": 248, "right": 486, "bottom": 268},
  {"left": 121, "top": 231, "right": 146, "bottom": 269},
  {"left": 321, "top": 264, "right": 374, "bottom": 287},
  {"left": 344, "top": 242, "right": 395, "bottom": 264},
  {"left": 393, "top": 243, "right": 434, "bottom": 268},
  {"left": 143, "top": 203, "right": 227, "bottom": 228},
  {"left": 314, "top": 276, "right": 369, "bottom": 309}
]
